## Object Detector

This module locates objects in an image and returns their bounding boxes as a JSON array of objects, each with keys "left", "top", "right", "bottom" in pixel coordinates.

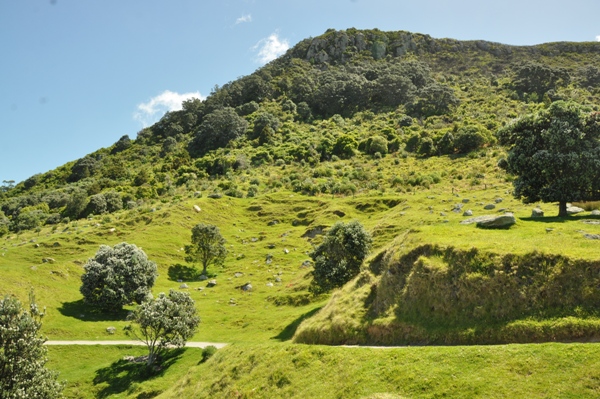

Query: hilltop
[{"left": 2, "top": 28, "right": 600, "bottom": 397}]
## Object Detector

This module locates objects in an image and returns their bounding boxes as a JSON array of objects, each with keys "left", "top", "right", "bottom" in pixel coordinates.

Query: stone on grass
[
  {"left": 462, "top": 198, "right": 470, "bottom": 204},
  {"left": 567, "top": 206, "right": 585, "bottom": 215},
  {"left": 584, "top": 233, "right": 600, "bottom": 240},
  {"left": 592, "top": 210, "right": 600, "bottom": 216},
  {"left": 531, "top": 208, "right": 544, "bottom": 218},
  {"left": 199, "top": 274, "right": 208, "bottom": 281},
  {"left": 476, "top": 214, "right": 516, "bottom": 229},
  {"left": 106, "top": 327, "right": 116, "bottom": 334},
  {"left": 483, "top": 204, "right": 496, "bottom": 210},
  {"left": 241, "top": 283, "right": 252, "bottom": 292},
  {"left": 234, "top": 272, "right": 244, "bottom": 278},
  {"left": 193, "top": 205, "right": 201, "bottom": 213},
  {"left": 463, "top": 210, "right": 473, "bottom": 217},
  {"left": 207, "top": 279, "right": 217, "bottom": 288},
  {"left": 179, "top": 283, "right": 188, "bottom": 289},
  {"left": 266, "top": 282, "right": 274, "bottom": 287},
  {"left": 495, "top": 198, "right": 504, "bottom": 203}
]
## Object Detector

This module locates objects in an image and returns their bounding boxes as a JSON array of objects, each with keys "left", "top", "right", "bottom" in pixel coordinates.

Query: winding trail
[{"left": 45, "top": 340, "right": 228, "bottom": 349}]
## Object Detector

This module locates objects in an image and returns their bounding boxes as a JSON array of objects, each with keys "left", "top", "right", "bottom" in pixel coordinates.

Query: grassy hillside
[{"left": 2, "top": 28, "right": 600, "bottom": 397}]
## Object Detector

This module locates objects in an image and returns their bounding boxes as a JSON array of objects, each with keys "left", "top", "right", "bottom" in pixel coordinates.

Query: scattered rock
[
  {"left": 266, "top": 282, "right": 274, "bottom": 287},
  {"left": 302, "top": 225, "right": 326, "bottom": 238},
  {"left": 462, "top": 198, "right": 470, "bottom": 204},
  {"left": 440, "top": 212, "right": 447, "bottom": 216},
  {"left": 463, "top": 210, "right": 473, "bottom": 217},
  {"left": 584, "top": 233, "right": 600, "bottom": 240},
  {"left": 582, "top": 220, "right": 600, "bottom": 225},
  {"left": 34, "top": 243, "right": 40, "bottom": 248},
  {"left": 42, "top": 257, "right": 55, "bottom": 263},
  {"left": 301, "top": 260, "right": 311, "bottom": 268},
  {"left": 275, "top": 276, "right": 282, "bottom": 283},
  {"left": 483, "top": 204, "right": 496, "bottom": 210},
  {"left": 207, "top": 279, "right": 217, "bottom": 288},
  {"left": 283, "top": 248, "right": 289, "bottom": 254},
  {"left": 193, "top": 191, "right": 202, "bottom": 197},
  {"left": 531, "top": 208, "right": 544, "bottom": 218},
  {"left": 267, "top": 244, "right": 276, "bottom": 249},
  {"left": 250, "top": 237, "right": 259, "bottom": 242},
  {"left": 567, "top": 205, "right": 585, "bottom": 215},
  {"left": 267, "top": 220, "right": 280, "bottom": 226},
  {"left": 199, "top": 274, "right": 208, "bottom": 281},
  {"left": 106, "top": 327, "right": 116, "bottom": 334},
  {"left": 179, "top": 283, "right": 188, "bottom": 289},
  {"left": 52, "top": 242, "right": 61, "bottom": 247},
  {"left": 546, "top": 228, "right": 554, "bottom": 233},
  {"left": 495, "top": 198, "right": 504, "bottom": 203},
  {"left": 193, "top": 205, "right": 201, "bottom": 213},
  {"left": 476, "top": 214, "right": 516, "bottom": 229},
  {"left": 229, "top": 298, "right": 237, "bottom": 305},
  {"left": 234, "top": 272, "right": 244, "bottom": 278},
  {"left": 196, "top": 286, "right": 204, "bottom": 291},
  {"left": 592, "top": 210, "right": 600, "bottom": 216},
  {"left": 452, "top": 203, "right": 464, "bottom": 213},
  {"left": 332, "top": 210, "right": 346, "bottom": 217},
  {"left": 207, "top": 192, "right": 222, "bottom": 199},
  {"left": 241, "top": 283, "right": 252, "bottom": 292}
]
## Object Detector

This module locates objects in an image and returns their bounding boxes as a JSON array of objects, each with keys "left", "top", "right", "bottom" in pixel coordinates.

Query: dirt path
[{"left": 45, "top": 340, "right": 227, "bottom": 348}]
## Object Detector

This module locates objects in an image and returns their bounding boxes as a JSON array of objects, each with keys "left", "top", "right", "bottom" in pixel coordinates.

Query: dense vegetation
[{"left": 2, "top": 28, "right": 600, "bottom": 397}]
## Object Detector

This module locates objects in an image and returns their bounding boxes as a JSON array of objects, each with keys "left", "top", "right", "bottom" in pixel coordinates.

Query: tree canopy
[
  {"left": 185, "top": 223, "right": 227, "bottom": 276},
  {"left": 0, "top": 294, "right": 63, "bottom": 398},
  {"left": 80, "top": 242, "right": 158, "bottom": 312},
  {"left": 498, "top": 101, "right": 600, "bottom": 216},
  {"left": 310, "top": 220, "right": 372, "bottom": 293}
]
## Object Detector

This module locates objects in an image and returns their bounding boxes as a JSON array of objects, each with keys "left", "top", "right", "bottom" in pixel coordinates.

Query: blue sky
[{"left": 2, "top": 0, "right": 600, "bottom": 184}]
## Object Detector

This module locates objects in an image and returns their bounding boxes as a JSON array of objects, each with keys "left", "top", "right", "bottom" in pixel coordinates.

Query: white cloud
[
  {"left": 596, "top": 35, "right": 600, "bottom": 42},
  {"left": 252, "top": 33, "right": 290, "bottom": 65},
  {"left": 134, "top": 90, "right": 203, "bottom": 127},
  {"left": 235, "top": 14, "right": 252, "bottom": 24}
]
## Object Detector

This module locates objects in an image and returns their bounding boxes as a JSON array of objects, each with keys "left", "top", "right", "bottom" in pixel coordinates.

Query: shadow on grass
[
  {"left": 58, "top": 299, "right": 129, "bottom": 322},
  {"left": 520, "top": 214, "right": 600, "bottom": 224},
  {"left": 272, "top": 306, "right": 323, "bottom": 341},
  {"left": 93, "top": 348, "right": 184, "bottom": 399},
  {"left": 167, "top": 264, "right": 215, "bottom": 282}
]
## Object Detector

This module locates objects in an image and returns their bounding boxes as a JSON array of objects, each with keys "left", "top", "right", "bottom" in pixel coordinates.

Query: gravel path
[{"left": 45, "top": 340, "right": 227, "bottom": 348}]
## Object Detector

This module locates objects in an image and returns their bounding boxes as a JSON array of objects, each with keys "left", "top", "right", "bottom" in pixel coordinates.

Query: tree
[
  {"left": 0, "top": 293, "right": 64, "bottom": 398},
  {"left": 497, "top": 101, "right": 600, "bottom": 217},
  {"left": 185, "top": 224, "right": 227, "bottom": 276},
  {"left": 80, "top": 243, "right": 158, "bottom": 312},
  {"left": 310, "top": 220, "right": 372, "bottom": 293},
  {"left": 188, "top": 107, "right": 248, "bottom": 157},
  {"left": 126, "top": 290, "right": 200, "bottom": 366}
]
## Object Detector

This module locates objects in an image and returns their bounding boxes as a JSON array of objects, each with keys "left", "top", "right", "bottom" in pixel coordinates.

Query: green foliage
[
  {"left": 185, "top": 223, "right": 227, "bottom": 275},
  {"left": 310, "top": 220, "right": 372, "bottom": 293},
  {"left": 68, "top": 156, "right": 99, "bottom": 182},
  {"left": 332, "top": 135, "right": 358, "bottom": 159},
  {"left": 0, "top": 293, "right": 63, "bottom": 398},
  {"left": 498, "top": 101, "right": 600, "bottom": 216},
  {"left": 80, "top": 243, "right": 158, "bottom": 312},
  {"left": 408, "top": 83, "right": 460, "bottom": 117},
  {"left": 454, "top": 125, "right": 490, "bottom": 154},
  {"left": 200, "top": 345, "right": 218, "bottom": 363},
  {"left": 251, "top": 112, "right": 281, "bottom": 140},
  {"left": 188, "top": 107, "right": 248, "bottom": 157},
  {"left": 111, "top": 135, "right": 132, "bottom": 154},
  {"left": 511, "top": 62, "right": 570, "bottom": 99},
  {"left": 126, "top": 290, "right": 200, "bottom": 366}
]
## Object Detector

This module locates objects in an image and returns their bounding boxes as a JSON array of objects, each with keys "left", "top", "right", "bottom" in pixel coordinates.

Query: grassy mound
[{"left": 294, "top": 244, "right": 600, "bottom": 345}]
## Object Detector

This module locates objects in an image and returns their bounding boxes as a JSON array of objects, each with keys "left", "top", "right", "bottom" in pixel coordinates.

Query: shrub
[{"left": 80, "top": 243, "right": 158, "bottom": 312}]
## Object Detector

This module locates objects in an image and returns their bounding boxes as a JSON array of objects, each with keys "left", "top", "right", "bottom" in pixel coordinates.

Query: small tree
[
  {"left": 80, "top": 243, "right": 157, "bottom": 312},
  {"left": 0, "top": 293, "right": 64, "bottom": 398},
  {"left": 185, "top": 223, "right": 227, "bottom": 276},
  {"left": 126, "top": 290, "right": 200, "bottom": 366},
  {"left": 498, "top": 101, "right": 600, "bottom": 217},
  {"left": 310, "top": 220, "right": 372, "bottom": 294}
]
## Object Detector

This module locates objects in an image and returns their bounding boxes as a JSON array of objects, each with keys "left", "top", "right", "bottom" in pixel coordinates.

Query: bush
[
  {"left": 200, "top": 345, "right": 218, "bottom": 363},
  {"left": 310, "top": 220, "right": 372, "bottom": 293},
  {"left": 80, "top": 243, "right": 158, "bottom": 312}
]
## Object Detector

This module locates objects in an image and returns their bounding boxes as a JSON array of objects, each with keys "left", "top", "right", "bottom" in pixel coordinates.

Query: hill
[{"left": 2, "top": 28, "right": 600, "bottom": 397}]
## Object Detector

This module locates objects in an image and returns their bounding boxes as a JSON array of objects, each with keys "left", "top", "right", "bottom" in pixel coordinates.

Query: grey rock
[
  {"left": 301, "top": 260, "right": 312, "bottom": 268},
  {"left": 241, "top": 283, "right": 252, "bottom": 292},
  {"left": 462, "top": 198, "right": 470, "bottom": 204},
  {"left": 275, "top": 276, "right": 282, "bottom": 283},
  {"left": 475, "top": 214, "right": 516, "bottom": 229},
  {"left": 582, "top": 220, "right": 600, "bottom": 225},
  {"left": 463, "top": 210, "right": 473, "bottom": 217},
  {"left": 592, "top": 210, "right": 600, "bottom": 216},
  {"left": 266, "top": 282, "right": 274, "bottom": 287},
  {"left": 267, "top": 220, "right": 280, "bottom": 226},
  {"left": 495, "top": 198, "right": 504, "bottom": 203},
  {"left": 179, "top": 283, "right": 188, "bottom": 289},
  {"left": 267, "top": 244, "right": 276, "bottom": 249},
  {"left": 283, "top": 248, "right": 289, "bottom": 254},
  {"left": 440, "top": 212, "right": 447, "bottom": 216},
  {"left": 207, "top": 192, "right": 222, "bottom": 199},
  {"left": 207, "top": 279, "right": 217, "bottom": 288},
  {"left": 483, "top": 204, "right": 496, "bottom": 210},
  {"left": 452, "top": 203, "right": 464, "bottom": 213},
  {"left": 584, "top": 233, "right": 600, "bottom": 240},
  {"left": 531, "top": 208, "right": 544, "bottom": 218},
  {"left": 234, "top": 272, "right": 244, "bottom": 278},
  {"left": 52, "top": 242, "right": 61, "bottom": 247},
  {"left": 42, "top": 257, "right": 55, "bottom": 263},
  {"left": 567, "top": 206, "right": 585, "bottom": 215},
  {"left": 193, "top": 205, "right": 201, "bottom": 213},
  {"left": 199, "top": 274, "right": 208, "bottom": 281},
  {"left": 106, "top": 327, "right": 116, "bottom": 334}
]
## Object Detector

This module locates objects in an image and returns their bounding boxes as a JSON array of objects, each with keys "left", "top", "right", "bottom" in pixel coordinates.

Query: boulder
[
  {"left": 106, "top": 327, "right": 116, "bottom": 335},
  {"left": 584, "top": 233, "right": 600, "bottom": 240},
  {"left": 207, "top": 279, "right": 217, "bottom": 288},
  {"left": 567, "top": 206, "right": 585, "bottom": 215},
  {"left": 266, "top": 282, "right": 274, "bottom": 287},
  {"left": 42, "top": 257, "right": 55, "bottom": 263},
  {"left": 495, "top": 198, "right": 504, "bottom": 203},
  {"left": 462, "top": 198, "right": 470, "bottom": 204},
  {"left": 592, "top": 210, "right": 600, "bottom": 216},
  {"left": 199, "top": 274, "right": 208, "bottom": 281},
  {"left": 463, "top": 209, "right": 473, "bottom": 217},
  {"left": 476, "top": 214, "right": 516, "bottom": 229},
  {"left": 531, "top": 208, "right": 544, "bottom": 218},
  {"left": 179, "top": 283, "right": 188, "bottom": 289},
  {"left": 241, "top": 283, "right": 252, "bottom": 292},
  {"left": 193, "top": 205, "right": 201, "bottom": 213},
  {"left": 483, "top": 204, "right": 496, "bottom": 210},
  {"left": 234, "top": 272, "right": 244, "bottom": 278}
]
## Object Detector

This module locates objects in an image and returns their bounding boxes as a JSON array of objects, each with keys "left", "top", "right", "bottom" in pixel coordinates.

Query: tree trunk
[{"left": 558, "top": 201, "right": 568, "bottom": 217}]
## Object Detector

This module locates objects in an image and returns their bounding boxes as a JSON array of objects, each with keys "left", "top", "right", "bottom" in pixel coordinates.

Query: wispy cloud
[
  {"left": 252, "top": 33, "right": 290, "bottom": 65},
  {"left": 235, "top": 13, "right": 252, "bottom": 24},
  {"left": 134, "top": 90, "right": 203, "bottom": 127}
]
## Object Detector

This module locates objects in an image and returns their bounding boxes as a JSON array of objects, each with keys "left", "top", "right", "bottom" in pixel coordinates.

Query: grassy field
[
  {"left": 47, "top": 342, "right": 600, "bottom": 398},
  {"left": 4, "top": 153, "right": 600, "bottom": 397}
]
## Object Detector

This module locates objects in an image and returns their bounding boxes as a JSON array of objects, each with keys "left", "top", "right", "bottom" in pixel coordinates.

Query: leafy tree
[
  {"left": 185, "top": 223, "right": 227, "bottom": 276},
  {"left": 310, "top": 220, "right": 372, "bottom": 293},
  {"left": 188, "top": 107, "right": 248, "bottom": 157},
  {"left": 68, "top": 156, "right": 99, "bottom": 182},
  {"left": 0, "top": 293, "right": 64, "bottom": 398},
  {"left": 111, "top": 135, "right": 132, "bottom": 154},
  {"left": 497, "top": 101, "right": 600, "bottom": 217},
  {"left": 454, "top": 126, "right": 489, "bottom": 154},
  {"left": 511, "top": 62, "right": 570, "bottom": 99},
  {"left": 251, "top": 112, "right": 281, "bottom": 140},
  {"left": 126, "top": 290, "right": 200, "bottom": 366},
  {"left": 62, "top": 189, "right": 88, "bottom": 219},
  {"left": 80, "top": 243, "right": 158, "bottom": 312},
  {"left": 408, "top": 83, "right": 460, "bottom": 117},
  {"left": 332, "top": 135, "right": 358, "bottom": 159}
]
